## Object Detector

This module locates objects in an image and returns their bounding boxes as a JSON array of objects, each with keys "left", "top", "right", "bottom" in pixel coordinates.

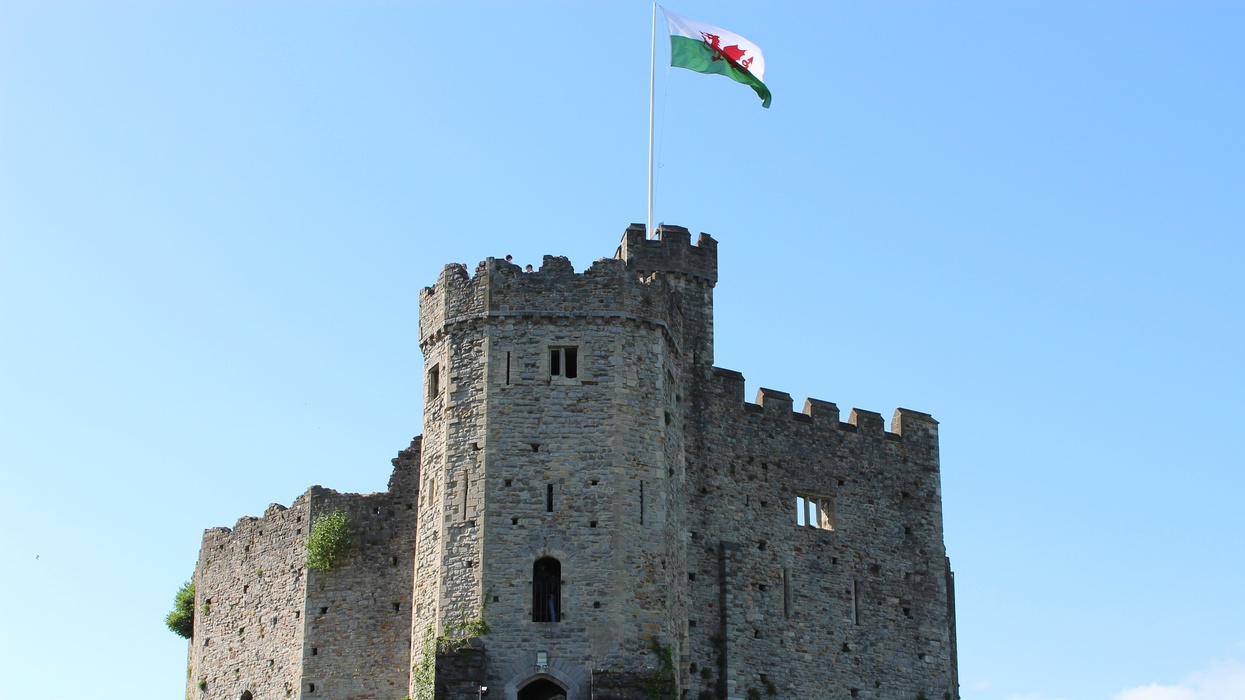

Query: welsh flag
[{"left": 663, "top": 8, "right": 770, "bottom": 108}]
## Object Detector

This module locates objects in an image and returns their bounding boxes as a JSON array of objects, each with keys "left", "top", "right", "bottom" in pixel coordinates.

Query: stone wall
[
  {"left": 681, "top": 367, "right": 956, "bottom": 700},
  {"left": 301, "top": 440, "right": 420, "bottom": 700},
  {"left": 191, "top": 498, "right": 310, "bottom": 700}
]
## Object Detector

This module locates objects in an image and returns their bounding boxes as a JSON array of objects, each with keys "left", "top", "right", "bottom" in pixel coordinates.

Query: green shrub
[
  {"left": 307, "top": 510, "right": 353, "bottom": 572},
  {"left": 166, "top": 581, "right": 195, "bottom": 639}
]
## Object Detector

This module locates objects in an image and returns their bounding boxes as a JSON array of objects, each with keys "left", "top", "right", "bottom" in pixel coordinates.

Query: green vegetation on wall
[
  {"left": 166, "top": 581, "right": 195, "bottom": 639},
  {"left": 306, "top": 509, "right": 353, "bottom": 572},
  {"left": 642, "top": 641, "right": 675, "bottom": 700}
]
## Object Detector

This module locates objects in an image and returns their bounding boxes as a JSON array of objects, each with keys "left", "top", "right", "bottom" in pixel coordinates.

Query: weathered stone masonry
[{"left": 187, "top": 224, "right": 958, "bottom": 700}]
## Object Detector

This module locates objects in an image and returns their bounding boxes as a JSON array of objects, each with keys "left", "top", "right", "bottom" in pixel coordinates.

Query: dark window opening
[
  {"left": 640, "top": 480, "right": 645, "bottom": 525},
  {"left": 505, "top": 351, "right": 512, "bottom": 385},
  {"left": 532, "top": 557, "right": 561, "bottom": 622},
  {"left": 428, "top": 364, "right": 440, "bottom": 399},
  {"left": 311, "top": 647, "right": 318, "bottom": 655},
  {"left": 546, "top": 484, "right": 554, "bottom": 512},
  {"left": 241, "top": 691, "right": 253, "bottom": 700},
  {"left": 549, "top": 346, "right": 578, "bottom": 379},
  {"left": 394, "top": 603, "right": 401, "bottom": 612}
]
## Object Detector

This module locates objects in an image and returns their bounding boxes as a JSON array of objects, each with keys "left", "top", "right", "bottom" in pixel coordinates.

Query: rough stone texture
[
  {"left": 185, "top": 224, "right": 957, "bottom": 700},
  {"left": 190, "top": 499, "right": 310, "bottom": 700}
]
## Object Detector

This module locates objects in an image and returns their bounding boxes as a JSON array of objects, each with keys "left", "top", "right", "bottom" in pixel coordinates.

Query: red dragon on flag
[{"left": 699, "top": 31, "right": 755, "bottom": 73}]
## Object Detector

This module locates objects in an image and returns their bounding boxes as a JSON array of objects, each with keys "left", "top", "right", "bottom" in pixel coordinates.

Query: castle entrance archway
[{"left": 517, "top": 677, "right": 567, "bottom": 700}]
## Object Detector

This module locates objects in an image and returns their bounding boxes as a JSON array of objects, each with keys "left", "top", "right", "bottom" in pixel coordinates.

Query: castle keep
[{"left": 187, "top": 225, "right": 958, "bottom": 700}]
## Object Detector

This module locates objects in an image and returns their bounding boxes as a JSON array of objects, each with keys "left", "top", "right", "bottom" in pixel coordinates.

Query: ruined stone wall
[
  {"left": 682, "top": 367, "right": 956, "bottom": 700},
  {"left": 190, "top": 442, "right": 420, "bottom": 700},
  {"left": 191, "top": 498, "right": 311, "bottom": 700},
  {"left": 301, "top": 442, "right": 420, "bottom": 700}
]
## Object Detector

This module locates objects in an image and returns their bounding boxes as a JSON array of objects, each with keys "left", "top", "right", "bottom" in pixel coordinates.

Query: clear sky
[{"left": 2, "top": 3, "right": 1243, "bottom": 699}]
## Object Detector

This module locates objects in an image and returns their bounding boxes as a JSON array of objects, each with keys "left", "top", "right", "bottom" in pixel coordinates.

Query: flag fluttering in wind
[{"left": 663, "top": 8, "right": 770, "bottom": 108}]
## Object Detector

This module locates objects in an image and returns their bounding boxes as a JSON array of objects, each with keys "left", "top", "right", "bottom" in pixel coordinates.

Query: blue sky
[{"left": 1, "top": 3, "right": 1243, "bottom": 699}]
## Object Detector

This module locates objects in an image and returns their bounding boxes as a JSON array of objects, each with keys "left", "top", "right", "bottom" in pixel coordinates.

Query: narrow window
[
  {"left": 505, "top": 351, "right": 512, "bottom": 385},
  {"left": 852, "top": 580, "right": 861, "bottom": 625},
  {"left": 549, "top": 346, "right": 579, "bottom": 379},
  {"left": 783, "top": 568, "right": 792, "bottom": 619},
  {"left": 532, "top": 557, "right": 561, "bottom": 622},
  {"left": 427, "top": 364, "right": 441, "bottom": 399},
  {"left": 640, "top": 480, "right": 645, "bottom": 525},
  {"left": 546, "top": 484, "right": 554, "bottom": 513}
]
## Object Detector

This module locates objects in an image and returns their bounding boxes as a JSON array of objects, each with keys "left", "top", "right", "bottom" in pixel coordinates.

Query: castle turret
[{"left": 413, "top": 226, "right": 711, "bottom": 697}]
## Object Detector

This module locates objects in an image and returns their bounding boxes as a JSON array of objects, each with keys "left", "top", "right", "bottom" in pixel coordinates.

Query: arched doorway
[{"left": 518, "top": 677, "right": 567, "bottom": 700}]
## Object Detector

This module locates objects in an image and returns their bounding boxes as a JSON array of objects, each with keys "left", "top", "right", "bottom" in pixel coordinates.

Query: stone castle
[{"left": 186, "top": 224, "right": 958, "bottom": 700}]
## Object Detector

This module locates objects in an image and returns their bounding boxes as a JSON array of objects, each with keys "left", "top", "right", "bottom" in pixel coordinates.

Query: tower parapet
[{"left": 617, "top": 223, "right": 718, "bottom": 285}]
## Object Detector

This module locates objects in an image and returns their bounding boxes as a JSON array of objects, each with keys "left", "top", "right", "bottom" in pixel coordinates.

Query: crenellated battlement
[
  {"left": 707, "top": 366, "right": 939, "bottom": 444},
  {"left": 618, "top": 223, "right": 718, "bottom": 285},
  {"left": 420, "top": 227, "right": 717, "bottom": 351}
]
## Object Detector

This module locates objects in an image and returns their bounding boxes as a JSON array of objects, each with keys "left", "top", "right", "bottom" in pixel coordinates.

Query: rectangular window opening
[
  {"left": 505, "top": 351, "right": 512, "bottom": 385},
  {"left": 549, "top": 346, "right": 579, "bottom": 379},
  {"left": 546, "top": 484, "right": 554, "bottom": 513},
  {"left": 795, "top": 493, "right": 836, "bottom": 530},
  {"left": 427, "top": 364, "right": 441, "bottom": 400}
]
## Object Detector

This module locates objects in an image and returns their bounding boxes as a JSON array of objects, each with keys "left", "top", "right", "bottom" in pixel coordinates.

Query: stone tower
[
  {"left": 414, "top": 224, "right": 715, "bottom": 698},
  {"left": 186, "top": 224, "right": 958, "bottom": 700}
]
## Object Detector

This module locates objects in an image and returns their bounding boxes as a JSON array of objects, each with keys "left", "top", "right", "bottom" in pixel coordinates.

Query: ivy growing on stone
[
  {"left": 642, "top": 641, "right": 675, "bottom": 700},
  {"left": 165, "top": 580, "right": 195, "bottom": 639},
  {"left": 437, "top": 602, "right": 491, "bottom": 653},
  {"left": 412, "top": 625, "right": 437, "bottom": 700},
  {"left": 306, "top": 509, "right": 353, "bottom": 572}
]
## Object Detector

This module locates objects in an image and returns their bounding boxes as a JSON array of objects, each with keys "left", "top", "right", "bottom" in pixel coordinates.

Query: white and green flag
[{"left": 663, "top": 8, "right": 770, "bottom": 108}]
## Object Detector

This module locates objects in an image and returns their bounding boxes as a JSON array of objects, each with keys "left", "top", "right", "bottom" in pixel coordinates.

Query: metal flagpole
[{"left": 647, "top": 3, "right": 657, "bottom": 239}]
